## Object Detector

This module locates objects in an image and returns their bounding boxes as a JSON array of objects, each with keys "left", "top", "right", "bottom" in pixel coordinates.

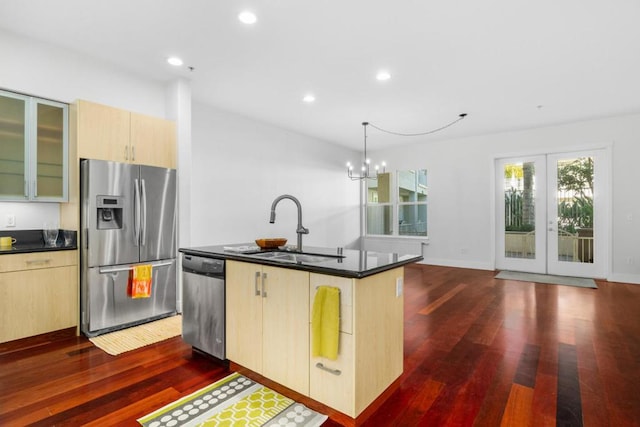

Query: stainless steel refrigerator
[{"left": 80, "top": 159, "right": 177, "bottom": 337}]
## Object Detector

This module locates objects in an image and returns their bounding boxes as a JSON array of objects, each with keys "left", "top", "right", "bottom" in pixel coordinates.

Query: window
[
  {"left": 0, "top": 89, "right": 68, "bottom": 201},
  {"left": 366, "top": 169, "right": 427, "bottom": 237}
]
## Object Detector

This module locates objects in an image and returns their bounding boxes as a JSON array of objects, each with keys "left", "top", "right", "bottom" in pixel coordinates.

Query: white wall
[
  {"left": 190, "top": 102, "right": 361, "bottom": 249},
  {"left": 372, "top": 113, "right": 640, "bottom": 283},
  {"left": 0, "top": 29, "right": 170, "bottom": 231},
  {"left": 0, "top": 29, "right": 166, "bottom": 114}
]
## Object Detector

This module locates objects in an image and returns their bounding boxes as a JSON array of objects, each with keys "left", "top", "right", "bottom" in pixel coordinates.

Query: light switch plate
[{"left": 396, "top": 277, "right": 403, "bottom": 297}]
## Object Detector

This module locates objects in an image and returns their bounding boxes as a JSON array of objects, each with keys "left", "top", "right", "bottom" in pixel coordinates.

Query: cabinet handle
[
  {"left": 124, "top": 145, "right": 128, "bottom": 160},
  {"left": 132, "top": 145, "right": 136, "bottom": 161},
  {"left": 254, "top": 271, "right": 261, "bottom": 296},
  {"left": 26, "top": 259, "right": 51, "bottom": 265},
  {"left": 315, "top": 363, "right": 341, "bottom": 376},
  {"left": 262, "top": 272, "right": 267, "bottom": 298}
]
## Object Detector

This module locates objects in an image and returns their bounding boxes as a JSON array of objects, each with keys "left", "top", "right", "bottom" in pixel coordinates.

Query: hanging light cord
[{"left": 367, "top": 113, "right": 467, "bottom": 137}]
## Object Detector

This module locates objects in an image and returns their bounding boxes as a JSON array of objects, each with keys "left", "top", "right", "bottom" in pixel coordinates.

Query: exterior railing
[{"left": 504, "top": 230, "right": 593, "bottom": 263}]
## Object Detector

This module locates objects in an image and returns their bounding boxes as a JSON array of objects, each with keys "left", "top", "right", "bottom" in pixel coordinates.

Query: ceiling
[{"left": 1, "top": 0, "right": 639, "bottom": 150}]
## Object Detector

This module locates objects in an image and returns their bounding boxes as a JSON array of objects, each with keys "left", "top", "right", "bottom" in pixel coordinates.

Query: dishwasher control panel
[{"left": 182, "top": 255, "right": 225, "bottom": 277}]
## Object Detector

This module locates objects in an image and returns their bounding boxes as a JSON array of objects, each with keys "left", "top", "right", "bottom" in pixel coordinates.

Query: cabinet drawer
[
  {"left": 310, "top": 273, "right": 353, "bottom": 334},
  {"left": 309, "top": 330, "right": 354, "bottom": 417},
  {"left": 0, "top": 250, "right": 77, "bottom": 273}
]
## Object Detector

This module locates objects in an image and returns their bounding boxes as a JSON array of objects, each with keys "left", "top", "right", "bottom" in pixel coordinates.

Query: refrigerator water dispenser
[{"left": 96, "top": 195, "right": 123, "bottom": 229}]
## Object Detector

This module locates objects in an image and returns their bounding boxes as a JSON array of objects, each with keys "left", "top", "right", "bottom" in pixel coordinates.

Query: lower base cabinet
[
  {"left": 227, "top": 259, "right": 405, "bottom": 419},
  {"left": 0, "top": 251, "right": 78, "bottom": 343},
  {"left": 309, "top": 330, "right": 355, "bottom": 415},
  {"left": 226, "top": 260, "right": 310, "bottom": 395},
  {"left": 308, "top": 267, "right": 404, "bottom": 418}
]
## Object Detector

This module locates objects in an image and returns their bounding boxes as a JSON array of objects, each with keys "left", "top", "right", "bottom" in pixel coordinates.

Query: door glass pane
[
  {"left": 0, "top": 94, "right": 26, "bottom": 197},
  {"left": 503, "top": 161, "right": 536, "bottom": 258},
  {"left": 36, "top": 103, "right": 64, "bottom": 198},
  {"left": 398, "top": 169, "right": 427, "bottom": 236},
  {"left": 556, "top": 157, "right": 594, "bottom": 263},
  {"left": 367, "top": 172, "right": 392, "bottom": 235}
]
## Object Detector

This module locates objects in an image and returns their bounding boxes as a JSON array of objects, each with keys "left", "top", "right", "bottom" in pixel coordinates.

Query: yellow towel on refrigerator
[
  {"left": 311, "top": 286, "right": 340, "bottom": 360},
  {"left": 127, "top": 264, "right": 153, "bottom": 299}
]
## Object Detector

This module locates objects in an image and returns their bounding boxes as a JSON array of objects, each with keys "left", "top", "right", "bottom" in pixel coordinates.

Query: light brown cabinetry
[
  {"left": 0, "top": 250, "right": 78, "bottom": 343},
  {"left": 75, "top": 100, "right": 176, "bottom": 168},
  {"left": 309, "top": 267, "right": 404, "bottom": 418},
  {"left": 225, "top": 260, "right": 310, "bottom": 395},
  {"left": 226, "top": 259, "right": 405, "bottom": 418}
]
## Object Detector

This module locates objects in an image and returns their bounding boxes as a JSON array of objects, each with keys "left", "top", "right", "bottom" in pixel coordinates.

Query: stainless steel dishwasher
[{"left": 182, "top": 254, "right": 225, "bottom": 360}]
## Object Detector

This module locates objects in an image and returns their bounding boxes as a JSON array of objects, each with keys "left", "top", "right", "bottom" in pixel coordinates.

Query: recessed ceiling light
[
  {"left": 167, "top": 57, "right": 183, "bottom": 66},
  {"left": 303, "top": 94, "right": 316, "bottom": 103},
  {"left": 238, "top": 11, "right": 257, "bottom": 24},
  {"left": 376, "top": 70, "right": 391, "bottom": 81}
]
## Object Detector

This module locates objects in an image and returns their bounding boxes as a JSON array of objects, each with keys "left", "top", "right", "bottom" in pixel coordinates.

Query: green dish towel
[{"left": 311, "top": 286, "right": 340, "bottom": 360}]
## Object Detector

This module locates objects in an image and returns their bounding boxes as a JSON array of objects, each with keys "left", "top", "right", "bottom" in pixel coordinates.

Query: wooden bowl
[{"left": 255, "top": 238, "right": 287, "bottom": 249}]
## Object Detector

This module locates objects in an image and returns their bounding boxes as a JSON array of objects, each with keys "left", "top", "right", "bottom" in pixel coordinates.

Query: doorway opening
[{"left": 495, "top": 149, "right": 609, "bottom": 278}]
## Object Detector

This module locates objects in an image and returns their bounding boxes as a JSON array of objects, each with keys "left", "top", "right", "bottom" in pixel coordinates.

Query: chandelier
[
  {"left": 346, "top": 114, "right": 468, "bottom": 180},
  {"left": 347, "top": 122, "right": 383, "bottom": 180}
]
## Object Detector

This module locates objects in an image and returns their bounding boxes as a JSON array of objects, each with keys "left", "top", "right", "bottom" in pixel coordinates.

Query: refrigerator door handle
[
  {"left": 134, "top": 178, "right": 141, "bottom": 246},
  {"left": 99, "top": 260, "right": 173, "bottom": 274},
  {"left": 141, "top": 178, "right": 147, "bottom": 246}
]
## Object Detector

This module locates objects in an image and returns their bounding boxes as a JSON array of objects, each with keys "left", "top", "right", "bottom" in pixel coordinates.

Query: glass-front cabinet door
[
  {"left": 0, "top": 91, "right": 27, "bottom": 198},
  {"left": 0, "top": 90, "right": 68, "bottom": 201}
]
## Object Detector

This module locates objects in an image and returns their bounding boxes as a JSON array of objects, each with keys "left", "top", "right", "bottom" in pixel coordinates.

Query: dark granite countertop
[
  {"left": 179, "top": 243, "right": 423, "bottom": 279},
  {"left": 0, "top": 229, "right": 77, "bottom": 255}
]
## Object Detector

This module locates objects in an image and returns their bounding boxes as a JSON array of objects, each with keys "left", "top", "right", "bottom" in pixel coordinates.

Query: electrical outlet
[
  {"left": 396, "top": 277, "right": 403, "bottom": 297},
  {"left": 6, "top": 214, "right": 16, "bottom": 227}
]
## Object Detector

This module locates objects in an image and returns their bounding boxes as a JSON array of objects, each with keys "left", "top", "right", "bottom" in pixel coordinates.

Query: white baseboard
[
  {"left": 417, "top": 257, "right": 494, "bottom": 271},
  {"left": 607, "top": 273, "right": 640, "bottom": 285}
]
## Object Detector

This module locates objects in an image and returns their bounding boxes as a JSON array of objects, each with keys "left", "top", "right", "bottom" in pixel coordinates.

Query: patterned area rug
[
  {"left": 89, "top": 315, "right": 181, "bottom": 356},
  {"left": 495, "top": 271, "right": 597, "bottom": 289},
  {"left": 137, "top": 372, "right": 327, "bottom": 427}
]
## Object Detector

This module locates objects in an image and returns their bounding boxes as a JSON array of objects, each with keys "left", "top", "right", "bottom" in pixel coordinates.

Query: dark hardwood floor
[{"left": 2, "top": 264, "right": 640, "bottom": 426}]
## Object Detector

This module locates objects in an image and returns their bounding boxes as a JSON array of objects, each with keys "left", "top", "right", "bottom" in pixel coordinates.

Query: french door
[{"left": 495, "top": 149, "right": 608, "bottom": 278}]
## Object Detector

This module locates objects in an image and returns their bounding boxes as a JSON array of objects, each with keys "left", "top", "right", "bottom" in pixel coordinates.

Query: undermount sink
[{"left": 249, "top": 250, "right": 343, "bottom": 264}]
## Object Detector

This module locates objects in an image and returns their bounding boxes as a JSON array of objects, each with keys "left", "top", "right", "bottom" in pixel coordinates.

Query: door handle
[
  {"left": 134, "top": 178, "right": 141, "bottom": 245},
  {"left": 315, "top": 363, "right": 342, "bottom": 376},
  {"left": 262, "top": 272, "right": 267, "bottom": 298},
  {"left": 254, "top": 271, "right": 261, "bottom": 296},
  {"left": 140, "top": 179, "right": 147, "bottom": 246},
  {"left": 99, "top": 260, "right": 173, "bottom": 274}
]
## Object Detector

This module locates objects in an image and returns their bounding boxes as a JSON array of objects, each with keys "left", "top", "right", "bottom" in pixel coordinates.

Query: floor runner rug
[
  {"left": 137, "top": 372, "right": 327, "bottom": 427},
  {"left": 495, "top": 271, "right": 597, "bottom": 289},
  {"left": 89, "top": 315, "right": 181, "bottom": 356}
]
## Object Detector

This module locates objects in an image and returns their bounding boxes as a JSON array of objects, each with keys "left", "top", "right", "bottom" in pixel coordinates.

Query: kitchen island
[{"left": 178, "top": 244, "right": 423, "bottom": 421}]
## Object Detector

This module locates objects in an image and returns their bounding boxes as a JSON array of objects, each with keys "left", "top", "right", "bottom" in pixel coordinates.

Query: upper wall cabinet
[
  {"left": 76, "top": 100, "right": 176, "bottom": 169},
  {"left": 0, "top": 90, "right": 69, "bottom": 202}
]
